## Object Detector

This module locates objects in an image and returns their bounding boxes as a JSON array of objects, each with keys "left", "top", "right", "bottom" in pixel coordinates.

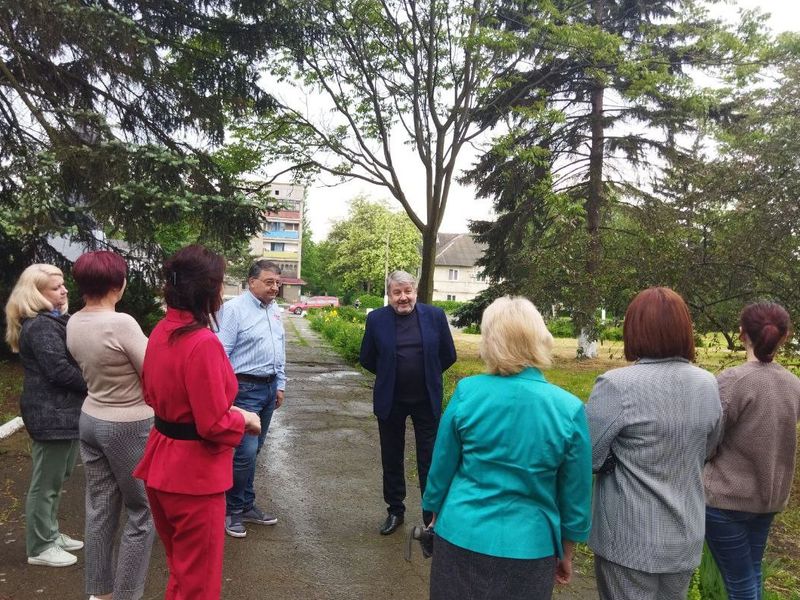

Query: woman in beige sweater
[
  {"left": 66, "top": 252, "right": 154, "bottom": 600},
  {"left": 704, "top": 302, "right": 800, "bottom": 600}
]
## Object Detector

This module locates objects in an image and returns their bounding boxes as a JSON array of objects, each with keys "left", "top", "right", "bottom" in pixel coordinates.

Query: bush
[
  {"left": 356, "top": 294, "right": 384, "bottom": 309},
  {"left": 599, "top": 325, "right": 623, "bottom": 341},
  {"left": 307, "top": 309, "right": 365, "bottom": 363},
  {"left": 547, "top": 317, "right": 575, "bottom": 338},
  {"left": 432, "top": 300, "right": 463, "bottom": 313},
  {"left": 463, "top": 323, "right": 480, "bottom": 334}
]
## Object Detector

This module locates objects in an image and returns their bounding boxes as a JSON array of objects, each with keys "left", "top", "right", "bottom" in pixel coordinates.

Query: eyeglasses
[{"left": 259, "top": 279, "right": 281, "bottom": 288}]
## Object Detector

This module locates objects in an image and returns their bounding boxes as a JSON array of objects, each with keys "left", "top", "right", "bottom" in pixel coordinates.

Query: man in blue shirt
[
  {"left": 359, "top": 271, "right": 456, "bottom": 536},
  {"left": 217, "top": 260, "right": 286, "bottom": 538}
]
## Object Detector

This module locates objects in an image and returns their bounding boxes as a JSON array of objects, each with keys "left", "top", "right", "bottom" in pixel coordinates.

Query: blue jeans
[
  {"left": 226, "top": 380, "right": 277, "bottom": 514},
  {"left": 705, "top": 506, "right": 775, "bottom": 600}
]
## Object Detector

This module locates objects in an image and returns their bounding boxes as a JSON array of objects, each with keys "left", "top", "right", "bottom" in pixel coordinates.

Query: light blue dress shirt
[
  {"left": 216, "top": 291, "right": 286, "bottom": 391},
  {"left": 422, "top": 367, "right": 592, "bottom": 559}
]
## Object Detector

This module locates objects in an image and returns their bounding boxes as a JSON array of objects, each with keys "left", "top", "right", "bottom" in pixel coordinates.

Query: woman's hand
[
  {"left": 231, "top": 406, "right": 261, "bottom": 435},
  {"left": 556, "top": 540, "right": 575, "bottom": 585}
]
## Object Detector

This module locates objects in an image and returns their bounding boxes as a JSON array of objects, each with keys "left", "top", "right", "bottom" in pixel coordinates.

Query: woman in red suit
[{"left": 134, "top": 245, "right": 260, "bottom": 600}]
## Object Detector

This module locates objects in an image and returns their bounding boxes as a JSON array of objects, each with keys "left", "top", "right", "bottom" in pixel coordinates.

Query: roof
[
  {"left": 435, "top": 233, "right": 486, "bottom": 267},
  {"left": 280, "top": 277, "right": 306, "bottom": 286}
]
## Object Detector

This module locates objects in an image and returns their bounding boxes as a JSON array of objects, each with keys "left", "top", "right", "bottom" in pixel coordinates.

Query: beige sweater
[
  {"left": 704, "top": 361, "right": 800, "bottom": 513},
  {"left": 66, "top": 310, "right": 153, "bottom": 422}
]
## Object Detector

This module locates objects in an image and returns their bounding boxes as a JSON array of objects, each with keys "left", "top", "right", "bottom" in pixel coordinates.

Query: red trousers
[{"left": 146, "top": 488, "right": 226, "bottom": 600}]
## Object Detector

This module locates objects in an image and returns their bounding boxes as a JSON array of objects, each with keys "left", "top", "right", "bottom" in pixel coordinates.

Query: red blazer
[{"left": 134, "top": 308, "right": 245, "bottom": 495}]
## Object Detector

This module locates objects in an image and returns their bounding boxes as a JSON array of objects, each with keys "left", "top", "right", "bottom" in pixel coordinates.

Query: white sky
[{"left": 303, "top": 0, "right": 800, "bottom": 241}]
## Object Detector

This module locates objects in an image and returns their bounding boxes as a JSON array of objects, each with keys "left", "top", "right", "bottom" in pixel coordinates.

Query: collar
[
  {"left": 636, "top": 357, "right": 690, "bottom": 365},
  {"left": 165, "top": 307, "right": 196, "bottom": 324},
  {"left": 515, "top": 366, "right": 547, "bottom": 382},
  {"left": 246, "top": 290, "right": 273, "bottom": 310}
]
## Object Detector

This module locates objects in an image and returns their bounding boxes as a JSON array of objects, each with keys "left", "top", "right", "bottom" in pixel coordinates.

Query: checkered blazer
[{"left": 586, "top": 358, "right": 723, "bottom": 573}]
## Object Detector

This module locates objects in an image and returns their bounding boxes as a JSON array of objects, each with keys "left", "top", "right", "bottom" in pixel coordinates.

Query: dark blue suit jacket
[{"left": 359, "top": 303, "right": 457, "bottom": 420}]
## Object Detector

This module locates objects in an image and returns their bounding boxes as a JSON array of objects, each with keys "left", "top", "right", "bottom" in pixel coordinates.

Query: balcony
[
  {"left": 263, "top": 230, "right": 299, "bottom": 240},
  {"left": 262, "top": 250, "right": 299, "bottom": 260}
]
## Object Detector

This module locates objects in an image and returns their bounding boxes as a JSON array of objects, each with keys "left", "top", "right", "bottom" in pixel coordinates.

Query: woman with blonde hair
[
  {"left": 423, "top": 296, "right": 592, "bottom": 600},
  {"left": 5, "top": 263, "right": 87, "bottom": 567}
]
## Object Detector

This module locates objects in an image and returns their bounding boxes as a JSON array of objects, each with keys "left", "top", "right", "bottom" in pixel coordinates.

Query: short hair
[
  {"left": 248, "top": 260, "right": 281, "bottom": 280},
  {"left": 740, "top": 302, "right": 791, "bottom": 363},
  {"left": 5, "top": 264, "right": 66, "bottom": 352},
  {"left": 623, "top": 287, "right": 695, "bottom": 362},
  {"left": 386, "top": 270, "right": 416, "bottom": 290},
  {"left": 72, "top": 251, "right": 127, "bottom": 299},
  {"left": 163, "top": 245, "right": 225, "bottom": 343},
  {"left": 480, "top": 296, "right": 553, "bottom": 375}
]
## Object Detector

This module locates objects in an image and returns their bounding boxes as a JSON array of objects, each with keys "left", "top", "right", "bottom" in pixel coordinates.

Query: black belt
[
  {"left": 236, "top": 373, "right": 276, "bottom": 384},
  {"left": 154, "top": 416, "right": 202, "bottom": 441}
]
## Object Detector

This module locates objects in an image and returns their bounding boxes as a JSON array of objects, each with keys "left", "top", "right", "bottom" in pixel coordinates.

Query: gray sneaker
[
  {"left": 225, "top": 513, "right": 247, "bottom": 538},
  {"left": 241, "top": 505, "right": 278, "bottom": 526}
]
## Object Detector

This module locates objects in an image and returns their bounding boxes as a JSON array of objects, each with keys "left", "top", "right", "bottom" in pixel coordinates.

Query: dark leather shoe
[{"left": 379, "top": 514, "right": 404, "bottom": 536}]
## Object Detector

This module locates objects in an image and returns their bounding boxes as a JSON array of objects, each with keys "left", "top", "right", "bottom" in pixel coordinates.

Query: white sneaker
[
  {"left": 55, "top": 532, "right": 84, "bottom": 551},
  {"left": 27, "top": 545, "right": 77, "bottom": 567}
]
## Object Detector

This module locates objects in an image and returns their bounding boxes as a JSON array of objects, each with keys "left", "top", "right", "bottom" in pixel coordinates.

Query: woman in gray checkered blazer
[{"left": 586, "top": 287, "right": 723, "bottom": 599}]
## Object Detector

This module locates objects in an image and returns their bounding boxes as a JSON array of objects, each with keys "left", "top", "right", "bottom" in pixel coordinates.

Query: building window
[
  {"left": 267, "top": 222, "right": 282, "bottom": 232},
  {"left": 474, "top": 270, "right": 486, "bottom": 282},
  {"left": 274, "top": 189, "right": 280, "bottom": 195},
  {"left": 447, "top": 294, "right": 456, "bottom": 301},
  {"left": 448, "top": 269, "right": 459, "bottom": 281},
  {"left": 284, "top": 222, "right": 299, "bottom": 231},
  {"left": 270, "top": 242, "right": 285, "bottom": 252}
]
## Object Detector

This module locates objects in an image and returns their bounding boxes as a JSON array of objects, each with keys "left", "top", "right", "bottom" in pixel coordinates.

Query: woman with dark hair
[
  {"left": 586, "top": 287, "right": 723, "bottom": 599},
  {"left": 133, "top": 245, "right": 261, "bottom": 600},
  {"left": 66, "top": 251, "right": 154, "bottom": 600},
  {"left": 704, "top": 302, "right": 800, "bottom": 600},
  {"left": 5, "top": 264, "right": 87, "bottom": 568}
]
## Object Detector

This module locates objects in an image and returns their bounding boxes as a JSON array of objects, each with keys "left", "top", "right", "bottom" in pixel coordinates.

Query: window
[
  {"left": 448, "top": 269, "right": 459, "bottom": 281},
  {"left": 474, "top": 269, "right": 486, "bottom": 282},
  {"left": 267, "top": 222, "right": 282, "bottom": 231},
  {"left": 284, "top": 222, "right": 299, "bottom": 231},
  {"left": 274, "top": 189, "right": 280, "bottom": 196},
  {"left": 447, "top": 294, "right": 456, "bottom": 301},
  {"left": 270, "top": 242, "right": 285, "bottom": 252}
]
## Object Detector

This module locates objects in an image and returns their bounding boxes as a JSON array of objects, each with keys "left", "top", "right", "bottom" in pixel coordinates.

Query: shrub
[
  {"left": 356, "top": 294, "right": 384, "bottom": 309},
  {"left": 599, "top": 325, "right": 623, "bottom": 341},
  {"left": 547, "top": 317, "right": 575, "bottom": 338},
  {"left": 432, "top": 300, "right": 463, "bottom": 313},
  {"left": 307, "top": 309, "right": 365, "bottom": 364},
  {"left": 463, "top": 323, "right": 480, "bottom": 334}
]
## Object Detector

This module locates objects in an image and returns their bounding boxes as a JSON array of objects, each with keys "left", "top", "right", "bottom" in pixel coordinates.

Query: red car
[{"left": 288, "top": 296, "right": 340, "bottom": 314}]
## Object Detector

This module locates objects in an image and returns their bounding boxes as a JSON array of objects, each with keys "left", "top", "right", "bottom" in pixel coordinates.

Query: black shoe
[{"left": 380, "top": 513, "right": 404, "bottom": 536}]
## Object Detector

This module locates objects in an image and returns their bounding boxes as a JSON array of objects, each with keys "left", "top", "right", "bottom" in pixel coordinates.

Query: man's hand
[{"left": 276, "top": 389, "right": 285, "bottom": 409}]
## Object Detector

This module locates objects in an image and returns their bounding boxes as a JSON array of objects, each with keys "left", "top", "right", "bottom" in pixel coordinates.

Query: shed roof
[{"left": 435, "top": 233, "right": 486, "bottom": 267}]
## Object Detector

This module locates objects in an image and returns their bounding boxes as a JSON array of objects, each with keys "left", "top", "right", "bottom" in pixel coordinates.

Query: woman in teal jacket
[{"left": 422, "top": 296, "right": 592, "bottom": 600}]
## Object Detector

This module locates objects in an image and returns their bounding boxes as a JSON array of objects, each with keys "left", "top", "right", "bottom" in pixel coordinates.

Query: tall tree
[
  {"left": 253, "top": 0, "right": 549, "bottom": 302},
  {"left": 464, "top": 0, "right": 767, "bottom": 355},
  {"left": 0, "top": 0, "right": 300, "bottom": 269},
  {"left": 325, "top": 196, "right": 421, "bottom": 296}
]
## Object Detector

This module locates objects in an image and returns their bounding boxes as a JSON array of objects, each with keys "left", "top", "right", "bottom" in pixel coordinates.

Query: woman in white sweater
[{"left": 66, "top": 251, "right": 154, "bottom": 600}]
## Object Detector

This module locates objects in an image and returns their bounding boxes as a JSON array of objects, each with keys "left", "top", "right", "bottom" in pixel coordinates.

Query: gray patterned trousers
[
  {"left": 595, "top": 554, "right": 693, "bottom": 600},
  {"left": 80, "top": 412, "right": 154, "bottom": 600}
]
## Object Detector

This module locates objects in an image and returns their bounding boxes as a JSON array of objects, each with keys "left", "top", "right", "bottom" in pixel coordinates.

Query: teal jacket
[{"left": 422, "top": 368, "right": 592, "bottom": 559}]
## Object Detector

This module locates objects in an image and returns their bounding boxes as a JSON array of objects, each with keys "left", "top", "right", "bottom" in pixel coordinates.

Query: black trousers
[{"left": 377, "top": 399, "right": 438, "bottom": 524}]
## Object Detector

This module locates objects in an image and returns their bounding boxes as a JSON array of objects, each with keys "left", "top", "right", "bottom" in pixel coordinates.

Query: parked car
[{"left": 288, "top": 296, "right": 340, "bottom": 314}]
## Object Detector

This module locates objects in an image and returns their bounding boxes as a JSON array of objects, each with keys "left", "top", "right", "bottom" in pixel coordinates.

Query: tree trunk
[
  {"left": 417, "top": 225, "right": 437, "bottom": 303},
  {"left": 577, "top": 0, "right": 605, "bottom": 359}
]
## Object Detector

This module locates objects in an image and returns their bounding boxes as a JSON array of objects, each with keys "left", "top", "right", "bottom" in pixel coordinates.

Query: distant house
[{"left": 431, "top": 233, "right": 488, "bottom": 302}]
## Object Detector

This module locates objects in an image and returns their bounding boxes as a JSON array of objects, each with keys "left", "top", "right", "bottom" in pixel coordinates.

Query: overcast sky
[{"left": 303, "top": 0, "right": 800, "bottom": 241}]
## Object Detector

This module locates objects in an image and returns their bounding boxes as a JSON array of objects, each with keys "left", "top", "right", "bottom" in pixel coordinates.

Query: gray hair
[
  {"left": 386, "top": 270, "right": 416, "bottom": 290},
  {"left": 248, "top": 260, "right": 282, "bottom": 280}
]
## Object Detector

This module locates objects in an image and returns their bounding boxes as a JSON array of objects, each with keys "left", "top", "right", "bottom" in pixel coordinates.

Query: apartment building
[{"left": 243, "top": 182, "right": 306, "bottom": 302}]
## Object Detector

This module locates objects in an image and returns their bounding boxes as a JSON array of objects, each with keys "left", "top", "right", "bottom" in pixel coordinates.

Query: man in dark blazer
[{"left": 359, "top": 270, "right": 457, "bottom": 536}]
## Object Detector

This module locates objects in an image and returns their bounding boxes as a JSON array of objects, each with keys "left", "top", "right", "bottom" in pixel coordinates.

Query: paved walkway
[{"left": 0, "top": 314, "right": 597, "bottom": 599}]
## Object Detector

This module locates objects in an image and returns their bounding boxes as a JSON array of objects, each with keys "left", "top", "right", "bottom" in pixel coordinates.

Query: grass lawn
[
  {"left": 447, "top": 331, "right": 800, "bottom": 598},
  {"left": 0, "top": 360, "right": 23, "bottom": 423}
]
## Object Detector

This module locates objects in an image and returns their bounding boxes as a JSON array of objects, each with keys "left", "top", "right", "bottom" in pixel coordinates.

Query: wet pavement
[{"left": 0, "top": 314, "right": 597, "bottom": 599}]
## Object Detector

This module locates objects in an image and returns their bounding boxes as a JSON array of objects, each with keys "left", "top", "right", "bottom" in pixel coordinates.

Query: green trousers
[{"left": 26, "top": 439, "right": 79, "bottom": 557}]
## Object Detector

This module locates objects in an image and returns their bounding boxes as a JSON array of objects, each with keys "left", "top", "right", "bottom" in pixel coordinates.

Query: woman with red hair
[
  {"left": 704, "top": 302, "right": 800, "bottom": 600},
  {"left": 67, "top": 251, "right": 154, "bottom": 600},
  {"left": 586, "top": 287, "right": 723, "bottom": 599},
  {"left": 133, "top": 245, "right": 260, "bottom": 600}
]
